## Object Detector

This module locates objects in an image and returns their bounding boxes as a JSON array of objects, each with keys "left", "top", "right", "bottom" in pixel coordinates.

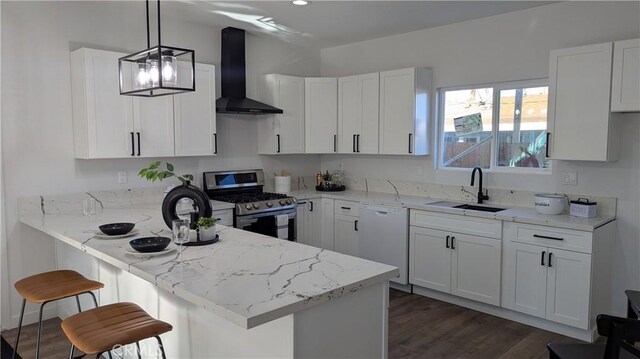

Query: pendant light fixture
[{"left": 119, "top": 0, "right": 195, "bottom": 97}]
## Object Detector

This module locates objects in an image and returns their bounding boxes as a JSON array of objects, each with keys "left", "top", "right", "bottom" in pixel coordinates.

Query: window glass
[
  {"left": 497, "top": 87, "right": 549, "bottom": 168},
  {"left": 441, "top": 88, "right": 493, "bottom": 169}
]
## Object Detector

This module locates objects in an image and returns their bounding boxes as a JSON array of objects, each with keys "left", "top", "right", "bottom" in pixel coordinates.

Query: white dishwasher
[{"left": 358, "top": 203, "right": 408, "bottom": 285}]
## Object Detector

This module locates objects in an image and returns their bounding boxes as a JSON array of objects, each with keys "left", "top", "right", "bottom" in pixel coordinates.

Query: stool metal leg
[
  {"left": 75, "top": 295, "right": 82, "bottom": 312},
  {"left": 35, "top": 301, "right": 47, "bottom": 359},
  {"left": 155, "top": 336, "right": 167, "bottom": 359},
  {"left": 12, "top": 299, "right": 26, "bottom": 359},
  {"left": 135, "top": 342, "right": 142, "bottom": 359},
  {"left": 69, "top": 345, "right": 75, "bottom": 359},
  {"left": 88, "top": 291, "right": 98, "bottom": 308}
]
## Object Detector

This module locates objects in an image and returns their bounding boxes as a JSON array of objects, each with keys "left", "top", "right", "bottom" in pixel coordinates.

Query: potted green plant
[
  {"left": 139, "top": 161, "right": 212, "bottom": 229},
  {"left": 322, "top": 170, "right": 333, "bottom": 188},
  {"left": 197, "top": 216, "right": 217, "bottom": 241}
]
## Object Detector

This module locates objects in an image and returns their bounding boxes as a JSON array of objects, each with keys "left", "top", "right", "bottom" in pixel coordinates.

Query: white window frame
[{"left": 436, "top": 78, "right": 551, "bottom": 174}]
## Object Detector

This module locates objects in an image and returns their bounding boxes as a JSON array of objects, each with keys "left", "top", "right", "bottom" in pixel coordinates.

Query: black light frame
[{"left": 119, "top": 0, "right": 196, "bottom": 97}]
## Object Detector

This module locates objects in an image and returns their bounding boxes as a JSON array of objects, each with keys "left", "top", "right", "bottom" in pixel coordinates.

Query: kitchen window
[{"left": 437, "top": 79, "right": 550, "bottom": 172}]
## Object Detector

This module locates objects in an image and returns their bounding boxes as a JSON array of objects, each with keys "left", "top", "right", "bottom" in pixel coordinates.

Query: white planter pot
[{"left": 199, "top": 226, "right": 217, "bottom": 241}]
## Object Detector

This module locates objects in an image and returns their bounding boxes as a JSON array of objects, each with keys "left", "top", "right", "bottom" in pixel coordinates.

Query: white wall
[
  {"left": 320, "top": 1, "right": 640, "bottom": 315},
  {"left": 0, "top": 1, "right": 320, "bottom": 329}
]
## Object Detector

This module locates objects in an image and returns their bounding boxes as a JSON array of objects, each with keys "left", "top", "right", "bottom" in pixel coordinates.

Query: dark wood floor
[{"left": 2, "top": 289, "right": 580, "bottom": 358}]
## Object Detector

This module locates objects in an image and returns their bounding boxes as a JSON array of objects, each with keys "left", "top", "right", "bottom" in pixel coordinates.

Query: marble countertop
[
  {"left": 19, "top": 203, "right": 398, "bottom": 329},
  {"left": 290, "top": 190, "right": 615, "bottom": 231}
]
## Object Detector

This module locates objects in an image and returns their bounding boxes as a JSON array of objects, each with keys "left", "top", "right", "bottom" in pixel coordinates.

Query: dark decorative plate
[
  {"left": 99, "top": 222, "right": 135, "bottom": 236},
  {"left": 183, "top": 234, "right": 219, "bottom": 246},
  {"left": 129, "top": 237, "right": 171, "bottom": 253}
]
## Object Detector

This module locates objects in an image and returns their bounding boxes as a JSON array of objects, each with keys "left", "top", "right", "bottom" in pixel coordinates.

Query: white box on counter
[{"left": 570, "top": 198, "right": 598, "bottom": 218}]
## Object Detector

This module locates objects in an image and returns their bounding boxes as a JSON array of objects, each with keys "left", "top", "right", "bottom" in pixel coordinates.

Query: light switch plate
[
  {"left": 562, "top": 172, "right": 577, "bottom": 186},
  {"left": 118, "top": 171, "right": 127, "bottom": 184}
]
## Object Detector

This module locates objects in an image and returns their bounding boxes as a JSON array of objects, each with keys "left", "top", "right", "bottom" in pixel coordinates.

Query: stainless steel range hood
[{"left": 216, "top": 27, "right": 283, "bottom": 115}]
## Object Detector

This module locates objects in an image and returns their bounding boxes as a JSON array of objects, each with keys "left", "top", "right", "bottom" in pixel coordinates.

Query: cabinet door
[
  {"left": 277, "top": 75, "right": 305, "bottom": 153},
  {"left": 334, "top": 214, "right": 359, "bottom": 256},
  {"left": 338, "top": 76, "right": 359, "bottom": 154},
  {"left": 545, "top": 249, "right": 591, "bottom": 329},
  {"left": 502, "top": 242, "right": 547, "bottom": 319},
  {"left": 133, "top": 96, "right": 175, "bottom": 157},
  {"left": 450, "top": 234, "right": 502, "bottom": 306},
  {"left": 305, "top": 78, "right": 337, "bottom": 153},
  {"left": 174, "top": 63, "right": 216, "bottom": 156},
  {"left": 548, "top": 43, "right": 614, "bottom": 161},
  {"left": 409, "top": 227, "right": 451, "bottom": 293},
  {"left": 359, "top": 72, "right": 380, "bottom": 154},
  {"left": 611, "top": 38, "right": 640, "bottom": 112},
  {"left": 71, "top": 48, "right": 133, "bottom": 159},
  {"left": 379, "top": 68, "right": 414, "bottom": 155},
  {"left": 307, "top": 200, "right": 323, "bottom": 248},
  {"left": 296, "top": 201, "right": 310, "bottom": 245},
  {"left": 320, "top": 198, "right": 335, "bottom": 250}
]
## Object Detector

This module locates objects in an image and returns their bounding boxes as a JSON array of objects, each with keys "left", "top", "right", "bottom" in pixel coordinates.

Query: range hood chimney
[{"left": 216, "top": 27, "right": 283, "bottom": 115}]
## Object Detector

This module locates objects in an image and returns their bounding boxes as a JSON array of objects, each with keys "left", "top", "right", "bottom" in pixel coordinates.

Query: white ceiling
[{"left": 164, "top": 1, "right": 555, "bottom": 49}]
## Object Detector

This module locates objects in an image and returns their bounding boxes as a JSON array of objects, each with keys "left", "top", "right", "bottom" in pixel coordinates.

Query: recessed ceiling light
[{"left": 292, "top": 0, "right": 309, "bottom": 5}]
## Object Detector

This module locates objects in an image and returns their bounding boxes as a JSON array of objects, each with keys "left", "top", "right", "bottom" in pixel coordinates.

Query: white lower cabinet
[
  {"left": 321, "top": 198, "right": 335, "bottom": 250},
  {"left": 409, "top": 215, "right": 502, "bottom": 306},
  {"left": 297, "top": 199, "right": 323, "bottom": 248},
  {"left": 211, "top": 209, "right": 233, "bottom": 227},
  {"left": 502, "top": 222, "right": 596, "bottom": 330},
  {"left": 334, "top": 210, "right": 359, "bottom": 257}
]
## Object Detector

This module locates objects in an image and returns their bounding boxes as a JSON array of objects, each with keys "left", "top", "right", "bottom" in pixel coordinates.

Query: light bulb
[
  {"left": 292, "top": 0, "right": 308, "bottom": 5},
  {"left": 147, "top": 59, "right": 160, "bottom": 87},
  {"left": 161, "top": 54, "right": 177, "bottom": 86},
  {"left": 135, "top": 63, "right": 150, "bottom": 89}
]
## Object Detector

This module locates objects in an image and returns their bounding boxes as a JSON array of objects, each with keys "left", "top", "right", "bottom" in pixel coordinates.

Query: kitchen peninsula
[{"left": 18, "top": 188, "right": 398, "bottom": 358}]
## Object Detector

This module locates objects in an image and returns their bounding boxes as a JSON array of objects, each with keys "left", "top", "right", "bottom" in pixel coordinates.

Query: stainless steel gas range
[{"left": 203, "top": 169, "right": 297, "bottom": 241}]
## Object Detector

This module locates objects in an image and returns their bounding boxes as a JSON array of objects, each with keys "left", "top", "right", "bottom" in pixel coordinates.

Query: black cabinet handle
[
  {"left": 357, "top": 134, "right": 360, "bottom": 153},
  {"left": 341, "top": 206, "right": 351, "bottom": 210},
  {"left": 353, "top": 134, "right": 357, "bottom": 153},
  {"left": 215, "top": 217, "right": 222, "bottom": 221},
  {"left": 213, "top": 133, "right": 218, "bottom": 154},
  {"left": 276, "top": 134, "right": 281, "bottom": 153},
  {"left": 533, "top": 234, "right": 563, "bottom": 241},
  {"left": 451, "top": 236, "right": 455, "bottom": 249},
  {"left": 334, "top": 134, "right": 337, "bottom": 152},
  {"left": 408, "top": 133, "right": 413, "bottom": 154},
  {"left": 548, "top": 252, "right": 553, "bottom": 267},
  {"left": 545, "top": 132, "right": 550, "bottom": 158},
  {"left": 541, "top": 251, "right": 546, "bottom": 266},
  {"left": 310, "top": 201, "right": 314, "bottom": 212},
  {"left": 130, "top": 132, "right": 135, "bottom": 156},
  {"left": 446, "top": 235, "right": 450, "bottom": 249},
  {"left": 136, "top": 132, "right": 141, "bottom": 156},
  {"left": 354, "top": 220, "right": 358, "bottom": 231}
]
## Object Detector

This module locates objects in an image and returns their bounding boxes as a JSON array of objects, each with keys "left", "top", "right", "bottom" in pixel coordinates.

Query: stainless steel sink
[{"left": 453, "top": 204, "right": 506, "bottom": 213}]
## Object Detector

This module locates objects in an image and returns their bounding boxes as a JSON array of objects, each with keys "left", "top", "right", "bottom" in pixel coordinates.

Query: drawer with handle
[
  {"left": 334, "top": 200, "right": 359, "bottom": 217},
  {"left": 505, "top": 222, "right": 593, "bottom": 254},
  {"left": 212, "top": 209, "right": 234, "bottom": 227}
]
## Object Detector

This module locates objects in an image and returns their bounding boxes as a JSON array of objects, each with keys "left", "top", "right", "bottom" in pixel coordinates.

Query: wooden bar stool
[
  {"left": 61, "top": 302, "right": 173, "bottom": 359},
  {"left": 13, "top": 269, "right": 104, "bottom": 359}
]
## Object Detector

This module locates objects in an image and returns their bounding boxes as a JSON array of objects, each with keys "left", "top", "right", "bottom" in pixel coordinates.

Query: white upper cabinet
[
  {"left": 338, "top": 73, "right": 380, "bottom": 154},
  {"left": 379, "top": 68, "right": 431, "bottom": 155},
  {"left": 71, "top": 47, "right": 218, "bottom": 159},
  {"left": 71, "top": 48, "right": 133, "bottom": 159},
  {"left": 547, "top": 42, "right": 618, "bottom": 161},
  {"left": 258, "top": 74, "right": 305, "bottom": 154},
  {"left": 305, "top": 78, "right": 338, "bottom": 153},
  {"left": 174, "top": 63, "right": 217, "bottom": 156},
  {"left": 132, "top": 96, "right": 175, "bottom": 158},
  {"left": 611, "top": 38, "right": 640, "bottom": 112}
]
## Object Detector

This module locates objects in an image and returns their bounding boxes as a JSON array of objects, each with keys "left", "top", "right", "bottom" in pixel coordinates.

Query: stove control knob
[
  {"left": 286, "top": 199, "right": 293, "bottom": 205},
  {"left": 253, "top": 203, "right": 260, "bottom": 209},
  {"left": 266, "top": 201, "right": 273, "bottom": 208},
  {"left": 245, "top": 204, "right": 253, "bottom": 210},
  {"left": 279, "top": 200, "right": 286, "bottom": 206}
]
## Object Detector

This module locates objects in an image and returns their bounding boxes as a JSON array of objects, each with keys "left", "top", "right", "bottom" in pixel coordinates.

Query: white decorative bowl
[{"left": 534, "top": 194, "right": 567, "bottom": 215}]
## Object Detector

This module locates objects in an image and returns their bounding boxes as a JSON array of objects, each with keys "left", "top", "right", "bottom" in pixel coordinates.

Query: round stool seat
[
  {"left": 14, "top": 270, "right": 103, "bottom": 303},
  {"left": 61, "top": 302, "right": 173, "bottom": 355}
]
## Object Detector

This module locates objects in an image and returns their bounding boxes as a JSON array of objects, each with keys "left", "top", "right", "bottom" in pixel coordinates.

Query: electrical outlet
[
  {"left": 118, "top": 171, "right": 127, "bottom": 184},
  {"left": 562, "top": 172, "right": 577, "bottom": 186}
]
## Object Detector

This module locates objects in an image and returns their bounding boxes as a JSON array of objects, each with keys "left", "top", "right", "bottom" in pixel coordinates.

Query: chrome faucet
[{"left": 470, "top": 167, "right": 490, "bottom": 204}]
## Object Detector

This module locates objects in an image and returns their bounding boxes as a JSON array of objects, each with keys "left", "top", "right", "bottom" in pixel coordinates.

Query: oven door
[{"left": 235, "top": 207, "right": 297, "bottom": 241}]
